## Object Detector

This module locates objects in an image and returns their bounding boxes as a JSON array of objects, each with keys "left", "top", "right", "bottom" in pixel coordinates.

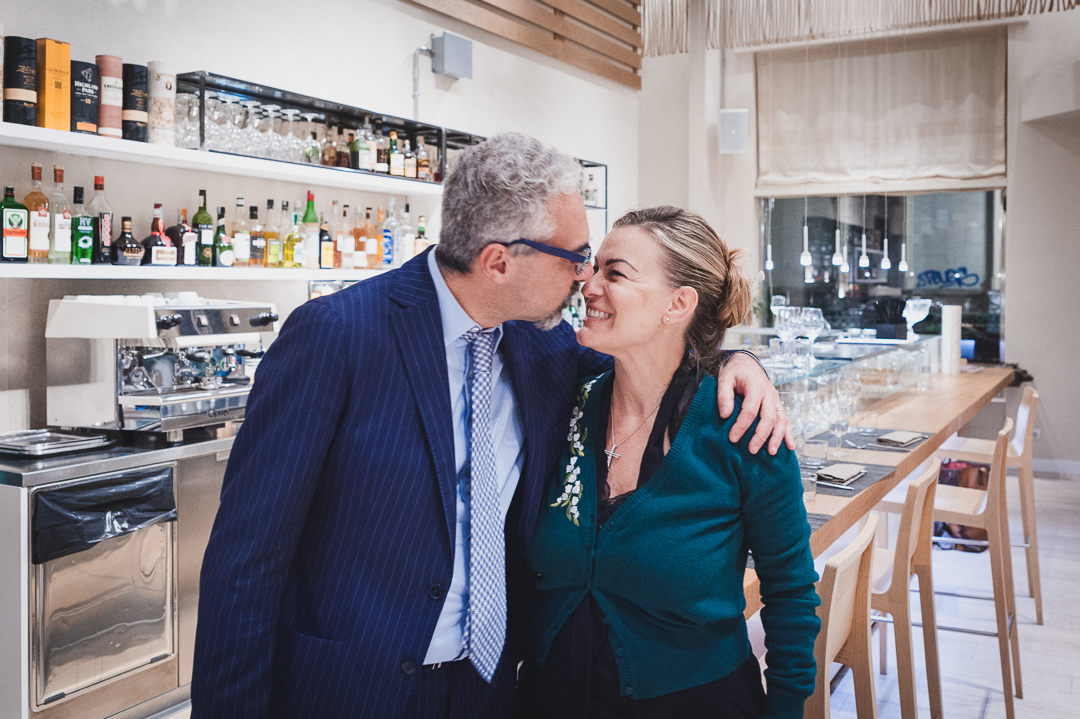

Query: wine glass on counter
[{"left": 827, "top": 395, "right": 850, "bottom": 459}]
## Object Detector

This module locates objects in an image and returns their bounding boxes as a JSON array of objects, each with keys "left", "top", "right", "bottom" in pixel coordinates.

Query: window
[{"left": 762, "top": 191, "right": 1004, "bottom": 362}]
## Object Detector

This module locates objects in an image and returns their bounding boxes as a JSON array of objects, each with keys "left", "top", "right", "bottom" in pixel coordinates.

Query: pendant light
[
  {"left": 800, "top": 222, "right": 812, "bottom": 266},
  {"left": 799, "top": 46, "right": 812, "bottom": 270},
  {"left": 832, "top": 196, "right": 843, "bottom": 266},
  {"left": 764, "top": 198, "right": 774, "bottom": 271},
  {"left": 898, "top": 241, "right": 908, "bottom": 272},
  {"left": 880, "top": 193, "right": 891, "bottom": 270},
  {"left": 859, "top": 194, "right": 869, "bottom": 267},
  {"left": 840, "top": 244, "right": 850, "bottom": 273},
  {"left": 765, "top": 243, "right": 774, "bottom": 271}
]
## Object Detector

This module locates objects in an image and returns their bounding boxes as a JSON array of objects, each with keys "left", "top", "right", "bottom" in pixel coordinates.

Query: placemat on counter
[
  {"left": 813, "top": 462, "right": 895, "bottom": 497},
  {"left": 747, "top": 513, "right": 831, "bottom": 569},
  {"left": 810, "top": 427, "right": 928, "bottom": 453}
]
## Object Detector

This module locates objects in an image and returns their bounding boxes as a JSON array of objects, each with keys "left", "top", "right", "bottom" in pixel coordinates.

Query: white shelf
[
  {"left": 0, "top": 263, "right": 387, "bottom": 281},
  {"left": 0, "top": 122, "right": 443, "bottom": 198}
]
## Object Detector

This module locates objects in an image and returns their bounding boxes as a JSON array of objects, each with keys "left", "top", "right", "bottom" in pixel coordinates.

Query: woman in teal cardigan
[{"left": 518, "top": 207, "right": 820, "bottom": 719}]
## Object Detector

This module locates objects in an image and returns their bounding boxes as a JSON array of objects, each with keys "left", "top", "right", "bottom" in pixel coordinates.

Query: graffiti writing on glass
[{"left": 916, "top": 267, "right": 981, "bottom": 289}]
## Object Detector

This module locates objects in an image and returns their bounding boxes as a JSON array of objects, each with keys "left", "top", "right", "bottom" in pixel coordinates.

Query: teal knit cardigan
[{"left": 529, "top": 371, "right": 821, "bottom": 719}]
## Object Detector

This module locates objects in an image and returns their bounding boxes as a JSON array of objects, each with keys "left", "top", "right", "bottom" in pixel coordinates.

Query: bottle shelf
[
  {"left": 0, "top": 262, "right": 388, "bottom": 281},
  {"left": 0, "top": 122, "right": 443, "bottom": 198}
]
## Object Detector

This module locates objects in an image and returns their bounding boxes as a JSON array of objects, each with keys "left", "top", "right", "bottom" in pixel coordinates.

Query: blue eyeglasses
[{"left": 498, "top": 239, "right": 592, "bottom": 275}]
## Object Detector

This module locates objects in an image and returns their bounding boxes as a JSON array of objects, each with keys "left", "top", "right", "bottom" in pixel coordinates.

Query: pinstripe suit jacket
[{"left": 191, "top": 248, "right": 611, "bottom": 719}]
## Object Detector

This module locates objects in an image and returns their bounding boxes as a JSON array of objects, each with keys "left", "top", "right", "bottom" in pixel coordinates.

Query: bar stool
[
  {"left": 805, "top": 514, "right": 881, "bottom": 719},
  {"left": 932, "top": 419, "right": 1022, "bottom": 719},
  {"left": 933, "top": 386, "right": 1042, "bottom": 624},
  {"left": 870, "top": 462, "right": 944, "bottom": 719}
]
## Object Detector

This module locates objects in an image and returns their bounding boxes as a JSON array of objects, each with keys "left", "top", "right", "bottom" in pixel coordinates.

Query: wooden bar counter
[{"left": 744, "top": 366, "right": 1015, "bottom": 616}]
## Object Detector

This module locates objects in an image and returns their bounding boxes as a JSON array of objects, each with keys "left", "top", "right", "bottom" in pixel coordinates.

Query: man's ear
[
  {"left": 667, "top": 286, "right": 698, "bottom": 325},
  {"left": 472, "top": 243, "right": 513, "bottom": 285}
]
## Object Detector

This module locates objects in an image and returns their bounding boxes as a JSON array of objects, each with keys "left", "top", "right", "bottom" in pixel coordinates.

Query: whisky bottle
[
  {"left": 283, "top": 200, "right": 304, "bottom": 268},
  {"left": 375, "top": 126, "right": 389, "bottom": 173},
  {"left": 230, "top": 197, "right": 251, "bottom": 265},
  {"left": 337, "top": 128, "right": 350, "bottom": 167},
  {"left": 111, "top": 216, "right": 145, "bottom": 265},
  {"left": 166, "top": 208, "right": 196, "bottom": 266},
  {"left": 141, "top": 202, "right": 176, "bottom": 265},
  {"left": 388, "top": 131, "right": 405, "bottom": 177},
  {"left": 415, "top": 215, "right": 429, "bottom": 255},
  {"left": 321, "top": 126, "right": 338, "bottom": 166},
  {"left": 381, "top": 198, "right": 400, "bottom": 267},
  {"left": 88, "top": 176, "right": 113, "bottom": 264},
  {"left": 193, "top": 189, "right": 215, "bottom": 267},
  {"left": 24, "top": 163, "right": 50, "bottom": 263},
  {"left": 347, "top": 132, "right": 362, "bottom": 170},
  {"left": 214, "top": 207, "right": 234, "bottom": 267},
  {"left": 329, "top": 200, "right": 343, "bottom": 268},
  {"left": 319, "top": 213, "right": 334, "bottom": 269},
  {"left": 416, "top": 136, "right": 431, "bottom": 182},
  {"left": 264, "top": 199, "right": 282, "bottom": 268},
  {"left": 71, "top": 187, "right": 95, "bottom": 264},
  {"left": 1, "top": 187, "right": 30, "bottom": 263},
  {"left": 121, "top": 63, "right": 148, "bottom": 142},
  {"left": 365, "top": 119, "right": 378, "bottom": 172},
  {"left": 404, "top": 140, "right": 417, "bottom": 179},
  {"left": 48, "top": 165, "right": 72, "bottom": 264},
  {"left": 302, "top": 191, "right": 320, "bottom": 269},
  {"left": 362, "top": 207, "right": 379, "bottom": 270},
  {"left": 340, "top": 203, "right": 354, "bottom": 269},
  {"left": 248, "top": 205, "right": 265, "bottom": 266}
]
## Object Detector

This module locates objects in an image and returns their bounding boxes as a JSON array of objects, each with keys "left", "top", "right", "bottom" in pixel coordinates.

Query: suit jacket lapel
[
  {"left": 501, "top": 323, "right": 546, "bottom": 558},
  {"left": 389, "top": 251, "right": 457, "bottom": 545}
]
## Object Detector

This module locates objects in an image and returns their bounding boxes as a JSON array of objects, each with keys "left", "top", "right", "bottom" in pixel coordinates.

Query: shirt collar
[{"left": 427, "top": 248, "right": 504, "bottom": 350}]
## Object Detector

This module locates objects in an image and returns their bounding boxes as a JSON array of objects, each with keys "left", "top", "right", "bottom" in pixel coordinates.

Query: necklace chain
[{"left": 606, "top": 396, "right": 663, "bottom": 468}]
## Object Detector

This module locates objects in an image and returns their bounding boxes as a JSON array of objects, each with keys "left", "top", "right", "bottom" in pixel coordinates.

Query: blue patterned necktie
[{"left": 461, "top": 326, "right": 505, "bottom": 682}]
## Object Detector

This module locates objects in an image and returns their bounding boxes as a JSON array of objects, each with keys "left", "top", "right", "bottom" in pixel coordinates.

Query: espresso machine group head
[{"left": 45, "top": 293, "right": 279, "bottom": 442}]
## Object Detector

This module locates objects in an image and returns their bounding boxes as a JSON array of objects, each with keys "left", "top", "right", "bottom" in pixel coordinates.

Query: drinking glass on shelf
[
  {"left": 300, "top": 113, "right": 322, "bottom": 164},
  {"left": 216, "top": 95, "right": 242, "bottom": 153},
  {"left": 239, "top": 100, "right": 263, "bottom": 157},
  {"left": 280, "top": 109, "right": 304, "bottom": 162},
  {"left": 202, "top": 95, "right": 222, "bottom": 150},
  {"left": 175, "top": 94, "right": 195, "bottom": 149},
  {"left": 261, "top": 105, "right": 283, "bottom": 159}
]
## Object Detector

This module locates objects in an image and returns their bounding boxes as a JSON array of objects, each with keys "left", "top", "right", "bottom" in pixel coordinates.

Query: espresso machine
[{"left": 45, "top": 293, "right": 279, "bottom": 442}]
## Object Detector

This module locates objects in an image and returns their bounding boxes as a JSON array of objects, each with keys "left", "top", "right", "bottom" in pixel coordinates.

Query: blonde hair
[{"left": 612, "top": 206, "right": 752, "bottom": 373}]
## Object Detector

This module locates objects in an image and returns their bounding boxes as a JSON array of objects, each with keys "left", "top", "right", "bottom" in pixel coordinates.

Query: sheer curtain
[{"left": 755, "top": 28, "right": 1006, "bottom": 196}]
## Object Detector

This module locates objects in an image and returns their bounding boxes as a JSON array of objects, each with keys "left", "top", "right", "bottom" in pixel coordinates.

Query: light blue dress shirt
[{"left": 423, "top": 249, "right": 526, "bottom": 664}]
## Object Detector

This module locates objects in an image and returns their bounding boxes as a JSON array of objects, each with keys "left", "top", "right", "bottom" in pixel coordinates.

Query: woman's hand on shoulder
[{"left": 715, "top": 352, "right": 794, "bottom": 455}]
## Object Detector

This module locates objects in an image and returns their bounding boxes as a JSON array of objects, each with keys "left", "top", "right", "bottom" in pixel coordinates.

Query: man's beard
[{"left": 533, "top": 284, "right": 580, "bottom": 331}]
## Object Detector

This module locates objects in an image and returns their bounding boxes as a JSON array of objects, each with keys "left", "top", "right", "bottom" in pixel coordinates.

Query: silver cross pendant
[{"left": 604, "top": 445, "right": 620, "bottom": 468}]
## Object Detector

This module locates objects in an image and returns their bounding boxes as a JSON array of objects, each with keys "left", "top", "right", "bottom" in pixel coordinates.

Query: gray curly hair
[{"left": 435, "top": 132, "right": 583, "bottom": 273}]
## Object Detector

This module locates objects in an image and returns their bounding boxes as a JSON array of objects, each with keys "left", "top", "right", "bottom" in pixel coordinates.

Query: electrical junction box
[{"left": 431, "top": 32, "right": 473, "bottom": 79}]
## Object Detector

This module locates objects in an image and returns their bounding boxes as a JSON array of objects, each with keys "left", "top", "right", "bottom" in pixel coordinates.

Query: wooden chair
[
  {"left": 932, "top": 419, "right": 1023, "bottom": 719},
  {"left": 870, "top": 462, "right": 944, "bottom": 719},
  {"left": 805, "top": 514, "right": 881, "bottom": 719},
  {"left": 933, "top": 386, "right": 1042, "bottom": 624}
]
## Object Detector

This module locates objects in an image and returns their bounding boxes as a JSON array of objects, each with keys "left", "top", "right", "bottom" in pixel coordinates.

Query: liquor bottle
[
  {"left": 351, "top": 205, "right": 365, "bottom": 266},
  {"left": 166, "top": 208, "right": 196, "bottom": 266},
  {"left": 283, "top": 201, "right": 304, "bottom": 268},
  {"left": 111, "top": 216, "right": 144, "bottom": 265},
  {"left": 360, "top": 207, "right": 378, "bottom": 270},
  {"left": 48, "top": 165, "right": 72, "bottom": 265},
  {"left": 248, "top": 205, "right": 265, "bottom": 266},
  {"left": 375, "top": 126, "right": 389, "bottom": 174},
  {"left": 264, "top": 199, "right": 282, "bottom": 268},
  {"left": 416, "top": 136, "right": 431, "bottom": 182},
  {"left": 24, "top": 163, "right": 50, "bottom": 263},
  {"left": 404, "top": 140, "right": 417, "bottom": 179},
  {"left": 321, "top": 126, "right": 338, "bottom": 166},
  {"left": 301, "top": 191, "right": 320, "bottom": 269},
  {"left": 388, "top": 131, "right": 405, "bottom": 177},
  {"left": 303, "top": 131, "right": 321, "bottom": 165},
  {"left": 328, "top": 200, "right": 342, "bottom": 268},
  {"left": 1, "top": 187, "right": 30, "bottom": 263},
  {"left": 71, "top": 187, "right": 95, "bottom": 264},
  {"left": 337, "top": 129, "right": 350, "bottom": 167},
  {"left": 347, "top": 132, "right": 362, "bottom": 170},
  {"left": 381, "top": 198, "right": 400, "bottom": 267},
  {"left": 373, "top": 207, "right": 386, "bottom": 269},
  {"left": 4, "top": 37, "right": 38, "bottom": 126},
  {"left": 340, "top": 203, "right": 354, "bottom": 269},
  {"left": 584, "top": 173, "right": 598, "bottom": 206},
  {"left": 89, "top": 176, "right": 113, "bottom": 264},
  {"left": 399, "top": 203, "right": 416, "bottom": 264},
  {"left": 141, "top": 203, "right": 176, "bottom": 265},
  {"left": 365, "top": 119, "right": 378, "bottom": 172},
  {"left": 415, "top": 215, "right": 429, "bottom": 255},
  {"left": 230, "top": 197, "right": 250, "bottom": 265},
  {"left": 319, "top": 213, "right": 334, "bottom": 269},
  {"left": 214, "top": 207, "right": 234, "bottom": 266},
  {"left": 193, "top": 189, "right": 215, "bottom": 267}
]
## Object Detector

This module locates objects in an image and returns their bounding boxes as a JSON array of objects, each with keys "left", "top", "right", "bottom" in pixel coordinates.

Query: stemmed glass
[
  {"left": 239, "top": 100, "right": 263, "bottom": 157},
  {"left": 216, "top": 95, "right": 242, "bottom": 153},
  {"left": 261, "top": 105, "right": 283, "bottom": 159},
  {"left": 827, "top": 394, "right": 850, "bottom": 459},
  {"left": 774, "top": 307, "right": 798, "bottom": 366},
  {"left": 801, "top": 308, "right": 826, "bottom": 354},
  {"left": 280, "top": 109, "right": 304, "bottom": 162},
  {"left": 300, "top": 113, "right": 322, "bottom": 164}
]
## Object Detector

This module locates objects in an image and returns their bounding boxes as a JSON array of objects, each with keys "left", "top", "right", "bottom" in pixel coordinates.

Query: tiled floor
[
  {"left": 157, "top": 471, "right": 1078, "bottom": 719},
  {"left": 828, "top": 470, "right": 1080, "bottom": 718}
]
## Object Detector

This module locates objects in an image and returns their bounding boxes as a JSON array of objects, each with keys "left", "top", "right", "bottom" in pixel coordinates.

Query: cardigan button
[
  {"left": 602, "top": 616, "right": 611, "bottom": 625},
  {"left": 615, "top": 648, "right": 625, "bottom": 657},
  {"left": 624, "top": 687, "right": 634, "bottom": 696}
]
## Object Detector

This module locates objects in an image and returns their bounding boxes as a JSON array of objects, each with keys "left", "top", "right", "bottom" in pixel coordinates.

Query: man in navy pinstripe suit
[{"left": 191, "top": 133, "right": 790, "bottom": 719}]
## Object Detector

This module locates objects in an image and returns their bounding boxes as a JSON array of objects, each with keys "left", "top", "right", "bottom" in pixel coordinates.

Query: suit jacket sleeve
[{"left": 191, "top": 300, "right": 350, "bottom": 719}]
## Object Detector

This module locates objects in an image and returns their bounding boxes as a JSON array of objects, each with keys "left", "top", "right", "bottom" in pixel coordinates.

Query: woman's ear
[{"left": 667, "top": 286, "right": 698, "bottom": 325}]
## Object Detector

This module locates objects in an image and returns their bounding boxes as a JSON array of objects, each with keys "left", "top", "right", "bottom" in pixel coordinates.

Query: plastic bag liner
[{"left": 32, "top": 465, "right": 177, "bottom": 565}]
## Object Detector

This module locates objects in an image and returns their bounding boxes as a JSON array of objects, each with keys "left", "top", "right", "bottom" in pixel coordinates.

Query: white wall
[
  {"left": 640, "top": 16, "right": 1080, "bottom": 472},
  {"left": 0, "top": 0, "right": 640, "bottom": 432}
]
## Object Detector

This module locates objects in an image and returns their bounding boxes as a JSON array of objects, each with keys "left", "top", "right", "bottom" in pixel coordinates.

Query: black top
[{"left": 518, "top": 365, "right": 768, "bottom": 719}]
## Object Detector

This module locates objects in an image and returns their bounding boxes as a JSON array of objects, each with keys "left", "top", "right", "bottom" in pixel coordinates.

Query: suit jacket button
[
  {"left": 429, "top": 584, "right": 445, "bottom": 599},
  {"left": 401, "top": 661, "right": 417, "bottom": 676}
]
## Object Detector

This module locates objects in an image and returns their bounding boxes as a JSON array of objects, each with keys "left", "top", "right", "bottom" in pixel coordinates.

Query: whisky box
[
  {"left": 70, "top": 60, "right": 99, "bottom": 134},
  {"left": 3, "top": 36, "right": 36, "bottom": 126},
  {"left": 96, "top": 55, "right": 122, "bottom": 138},
  {"left": 35, "top": 38, "right": 70, "bottom": 131},
  {"left": 121, "top": 63, "right": 148, "bottom": 142}
]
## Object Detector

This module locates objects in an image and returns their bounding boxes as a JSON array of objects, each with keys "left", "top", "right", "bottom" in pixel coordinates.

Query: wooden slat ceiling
[{"left": 406, "top": 0, "right": 643, "bottom": 89}]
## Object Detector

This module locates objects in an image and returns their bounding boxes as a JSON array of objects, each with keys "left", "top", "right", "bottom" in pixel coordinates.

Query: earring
[{"left": 664, "top": 316, "right": 671, "bottom": 323}]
